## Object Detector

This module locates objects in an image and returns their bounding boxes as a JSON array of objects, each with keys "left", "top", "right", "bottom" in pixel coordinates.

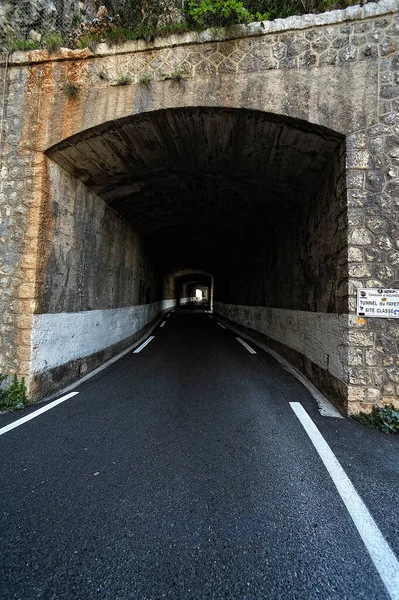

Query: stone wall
[
  {"left": 0, "top": 0, "right": 398, "bottom": 410},
  {"left": 0, "top": 59, "right": 36, "bottom": 384}
]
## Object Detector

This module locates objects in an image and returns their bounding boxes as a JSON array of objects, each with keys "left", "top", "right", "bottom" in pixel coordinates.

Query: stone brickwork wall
[
  {"left": 0, "top": 58, "right": 37, "bottom": 383},
  {"left": 0, "top": 0, "right": 398, "bottom": 409},
  {"left": 346, "top": 77, "right": 399, "bottom": 411}
]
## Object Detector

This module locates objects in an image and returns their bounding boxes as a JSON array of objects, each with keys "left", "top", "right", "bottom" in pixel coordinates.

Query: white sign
[{"left": 357, "top": 288, "right": 399, "bottom": 318}]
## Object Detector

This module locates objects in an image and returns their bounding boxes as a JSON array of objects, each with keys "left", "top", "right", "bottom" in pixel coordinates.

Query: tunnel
[
  {"left": 40, "top": 107, "right": 347, "bottom": 407},
  {"left": 172, "top": 270, "right": 213, "bottom": 309}
]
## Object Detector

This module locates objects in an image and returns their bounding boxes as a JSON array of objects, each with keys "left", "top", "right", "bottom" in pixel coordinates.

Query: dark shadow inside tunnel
[
  {"left": 46, "top": 107, "right": 347, "bottom": 312},
  {"left": 43, "top": 106, "right": 348, "bottom": 407}
]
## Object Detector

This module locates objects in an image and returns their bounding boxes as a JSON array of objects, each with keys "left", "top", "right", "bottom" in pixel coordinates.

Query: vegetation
[
  {"left": 0, "top": 374, "right": 28, "bottom": 412},
  {"left": 355, "top": 404, "right": 399, "bottom": 434},
  {"left": 43, "top": 32, "right": 63, "bottom": 53},
  {"left": 114, "top": 74, "right": 133, "bottom": 86},
  {"left": 103, "top": 26, "right": 140, "bottom": 45},
  {"left": 2, "top": 0, "right": 378, "bottom": 52},
  {"left": 162, "top": 68, "right": 186, "bottom": 83},
  {"left": 139, "top": 74, "right": 153, "bottom": 85},
  {"left": 64, "top": 77, "right": 79, "bottom": 98},
  {"left": 76, "top": 33, "right": 102, "bottom": 51},
  {"left": 6, "top": 38, "right": 41, "bottom": 51},
  {"left": 156, "top": 22, "right": 191, "bottom": 37}
]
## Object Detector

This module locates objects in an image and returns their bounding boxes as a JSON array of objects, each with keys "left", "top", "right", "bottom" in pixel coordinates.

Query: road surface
[{"left": 1, "top": 306, "right": 399, "bottom": 599}]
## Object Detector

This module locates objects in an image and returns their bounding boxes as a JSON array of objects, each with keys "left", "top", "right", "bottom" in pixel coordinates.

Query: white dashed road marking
[
  {"left": 236, "top": 337, "right": 256, "bottom": 354},
  {"left": 133, "top": 336, "right": 155, "bottom": 353}
]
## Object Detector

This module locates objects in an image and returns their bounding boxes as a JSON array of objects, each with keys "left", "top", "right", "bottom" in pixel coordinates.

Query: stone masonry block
[{"left": 349, "top": 331, "right": 375, "bottom": 347}]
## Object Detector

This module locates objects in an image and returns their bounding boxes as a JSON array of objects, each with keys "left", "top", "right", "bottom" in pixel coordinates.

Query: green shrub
[
  {"left": 7, "top": 38, "right": 41, "bottom": 51},
  {"left": 245, "top": 0, "right": 298, "bottom": 19},
  {"left": 104, "top": 26, "right": 139, "bottom": 45},
  {"left": 0, "top": 374, "right": 28, "bottom": 412},
  {"left": 76, "top": 33, "right": 102, "bottom": 51},
  {"left": 188, "top": 0, "right": 254, "bottom": 27},
  {"left": 43, "top": 32, "right": 63, "bottom": 53},
  {"left": 355, "top": 404, "right": 399, "bottom": 434}
]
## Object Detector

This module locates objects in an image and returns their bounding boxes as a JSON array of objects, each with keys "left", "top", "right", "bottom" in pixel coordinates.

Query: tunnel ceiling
[
  {"left": 46, "top": 107, "right": 343, "bottom": 269},
  {"left": 176, "top": 273, "right": 212, "bottom": 287}
]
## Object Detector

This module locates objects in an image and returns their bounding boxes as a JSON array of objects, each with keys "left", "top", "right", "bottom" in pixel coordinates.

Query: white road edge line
[
  {"left": 290, "top": 402, "right": 399, "bottom": 600},
  {"left": 217, "top": 322, "right": 227, "bottom": 330},
  {"left": 236, "top": 337, "right": 256, "bottom": 354},
  {"left": 160, "top": 321, "right": 166, "bottom": 328},
  {"left": 167, "top": 314, "right": 171, "bottom": 318},
  {"left": 217, "top": 318, "right": 341, "bottom": 418},
  {"left": 133, "top": 336, "right": 155, "bottom": 353},
  {"left": 0, "top": 392, "right": 79, "bottom": 437}
]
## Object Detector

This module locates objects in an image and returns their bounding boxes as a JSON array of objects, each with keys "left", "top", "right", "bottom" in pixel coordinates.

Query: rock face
[{"left": 0, "top": 0, "right": 97, "bottom": 40}]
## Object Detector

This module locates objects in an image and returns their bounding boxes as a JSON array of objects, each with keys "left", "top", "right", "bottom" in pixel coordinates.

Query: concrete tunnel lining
[
  {"left": 46, "top": 107, "right": 344, "bottom": 272},
  {"left": 38, "top": 106, "right": 347, "bottom": 407}
]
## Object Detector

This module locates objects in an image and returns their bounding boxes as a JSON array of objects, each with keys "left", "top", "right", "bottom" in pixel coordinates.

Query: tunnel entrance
[
  {"left": 43, "top": 107, "right": 347, "bottom": 408},
  {"left": 172, "top": 270, "right": 213, "bottom": 310}
]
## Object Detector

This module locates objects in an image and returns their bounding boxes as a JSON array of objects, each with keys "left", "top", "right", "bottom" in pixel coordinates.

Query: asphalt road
[{"left": 1, "top": 306, "right": 399, "bottom": 600}]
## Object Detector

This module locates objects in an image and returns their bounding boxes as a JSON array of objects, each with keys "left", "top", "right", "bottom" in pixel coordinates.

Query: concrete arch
[
  {"left": 37, "top": 105, "right": 347, "bottom": 406},
  {"left": 39, "top": 70, "right": 371, "bottom": 152}
]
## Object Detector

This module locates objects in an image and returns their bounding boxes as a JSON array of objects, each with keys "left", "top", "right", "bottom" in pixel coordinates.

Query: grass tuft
[
  {"left": 43, "top": 32, "right": 63, "bottom": 53},
  {"left": 162, "top": 68, "right": 186, "bottom": 83},
  {"left": 114, "top": 74, "right": 132, "bottom": 86},
  {"left": 64, "top": 77, "right": 79, "bottom": 98}
]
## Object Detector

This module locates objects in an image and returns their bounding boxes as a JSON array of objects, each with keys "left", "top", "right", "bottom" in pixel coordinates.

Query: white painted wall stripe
[
  {"left": 133, "top": 336, "right": 155, "bottom": 353},
  {"left": 0, "top": 392, "right": 79, "bottom": 436},
  {"left": 31, "top": 299, "right": 177, "bottom": 373},
  {"left": 236, "top": 337, "right": 257, "bottom": 354},
  {"left": 290, "top": 402, "right": 399, "bottom": 600},
  {"left": 215, "top": 302, "right": 347, "bottom": 382}
]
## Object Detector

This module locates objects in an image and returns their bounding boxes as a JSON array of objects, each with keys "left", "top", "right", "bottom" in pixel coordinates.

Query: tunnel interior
[
  {"left": 46, "top": 107, "right": 346, "bottom": 312},
  {"left": 173, "top": 271, "right": 212, "bottom": 308},
  {"left": 42, "top": 106, "right": 347, "bottom": 403}
]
